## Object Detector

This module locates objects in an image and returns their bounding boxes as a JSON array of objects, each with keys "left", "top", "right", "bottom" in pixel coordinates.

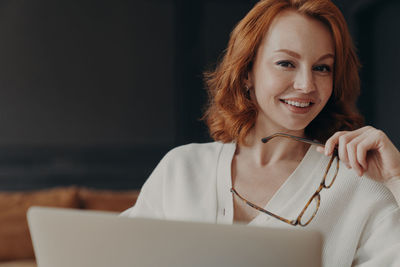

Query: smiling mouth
[{"left": 280, "top": 99, "right": 314, "bottom": 108}]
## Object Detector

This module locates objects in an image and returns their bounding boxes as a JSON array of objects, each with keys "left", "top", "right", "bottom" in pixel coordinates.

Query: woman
[{"left": 123, "top": 0, "right": 400, "bottom": 265}]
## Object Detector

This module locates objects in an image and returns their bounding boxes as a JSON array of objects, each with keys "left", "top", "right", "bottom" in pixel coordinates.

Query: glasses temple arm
[
  {"left": 261, "top": 133, "right": 325, "bottom": 146},
  {"left": 230, "top": 188, "right": 297, "bottom": 226}
]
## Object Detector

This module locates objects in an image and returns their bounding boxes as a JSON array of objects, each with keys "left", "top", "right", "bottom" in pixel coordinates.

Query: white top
[{"left": 122, "top": 142, "right": 400, "bottom": 267}]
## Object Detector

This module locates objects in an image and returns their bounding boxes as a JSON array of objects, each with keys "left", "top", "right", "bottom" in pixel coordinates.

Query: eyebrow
[{"left": 275, "top": 49, "right": 334, "bottom": 61}]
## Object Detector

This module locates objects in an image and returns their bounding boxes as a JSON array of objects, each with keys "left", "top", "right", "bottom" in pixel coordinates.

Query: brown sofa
[{"left": 0, "top": 187, "right": 139, "bottom": 267}]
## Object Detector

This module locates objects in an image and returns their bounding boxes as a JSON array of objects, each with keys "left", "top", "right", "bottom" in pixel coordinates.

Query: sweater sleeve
[
  {"left": 352, "top": 207, "right": 400, "bottom": 266},
  {"left": 384, "top": 177, "right": 400, "bottom": 207}
]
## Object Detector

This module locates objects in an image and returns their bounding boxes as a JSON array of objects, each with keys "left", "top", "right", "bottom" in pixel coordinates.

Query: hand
[{"left": 316, "top": 126, "right": 400, "bottom": 183}]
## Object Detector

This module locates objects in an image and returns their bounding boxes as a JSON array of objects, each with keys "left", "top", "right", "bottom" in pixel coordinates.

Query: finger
[
  {"left": 325, "top": 127, "right": 373, "bottom": 159},
  {"left": 337, "top": 130, "right": 366, "bottom": 169},
  {"left": 338, "top": 130, "right": 365, "bottom": 166},
  {"left": 339, "top": 127, "right": 376, "bottom": 172},
  {"left": 338, "top": 134, "right": 351, "bottom": 169},
  {"left": 356, "top": 130, "right": 383, "bottom": 171},
  {"left": 346, "top": 135, "right": 366, "bottom": 176},
  {"left": 316, "top": 146, "right": 324, "bottom": 153},
  {"left": 325, "top": 131, "right": 347, "bottom": 156},
  {"left": 356, "top": 137, "right": 374, "bottom": 172}
]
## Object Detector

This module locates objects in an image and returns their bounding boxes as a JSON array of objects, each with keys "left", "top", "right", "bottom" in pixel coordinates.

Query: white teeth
[{"left": 283, "top": 100, "right": 311, "bottom": 107}]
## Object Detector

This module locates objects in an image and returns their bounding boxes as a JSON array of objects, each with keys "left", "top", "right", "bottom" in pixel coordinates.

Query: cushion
[
  {"left": 78, "top": 188, "right": 139, "bottom": 212},
  {"left": 0, "top": 187, "right": 80, "bottom": 261},
  {"left": 0, "top": 259, "right": 36, "bottom": 267}
]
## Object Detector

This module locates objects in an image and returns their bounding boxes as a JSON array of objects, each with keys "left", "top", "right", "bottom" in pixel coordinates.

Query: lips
[
  {"left": 279, "top": 98, "right": 315, "bottom": 114},
  {"left": 282, "top": 99, "right": 311, "bottom": 107},
  {"left": 279, "top": 98, "right": 314, "bottom": 107}
]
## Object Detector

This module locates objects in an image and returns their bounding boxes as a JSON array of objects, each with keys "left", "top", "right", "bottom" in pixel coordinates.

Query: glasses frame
[{"left": 231, "top": 133, "right": 339, "bottom": 227}]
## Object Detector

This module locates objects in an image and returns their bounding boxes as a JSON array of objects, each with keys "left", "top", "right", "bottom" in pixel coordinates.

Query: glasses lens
[
  {"left": 299, "top": 194, "right": 320, "bottom": 226},
  {"left": 324, "top": 156, "right": 338, "bottom": 188}
]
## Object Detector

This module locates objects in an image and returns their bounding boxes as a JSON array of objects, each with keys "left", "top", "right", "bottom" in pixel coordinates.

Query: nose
[{"left": 293, "top": 69, "right": 315, "bottom": 93}]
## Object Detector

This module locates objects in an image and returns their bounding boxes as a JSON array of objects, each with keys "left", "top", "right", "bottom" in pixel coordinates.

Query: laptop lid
[{"left": 28, "top": 206, "right": 322, "bottom": 267}]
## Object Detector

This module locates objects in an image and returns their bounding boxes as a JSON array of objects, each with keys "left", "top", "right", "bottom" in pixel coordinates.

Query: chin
[{"left": 278, "top": 120, "right": 312, "bottom": 133}]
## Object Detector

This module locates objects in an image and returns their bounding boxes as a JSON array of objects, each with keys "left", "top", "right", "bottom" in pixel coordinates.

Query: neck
[{"left": 238, "top": 126, "right": 309, "bottom": 167}]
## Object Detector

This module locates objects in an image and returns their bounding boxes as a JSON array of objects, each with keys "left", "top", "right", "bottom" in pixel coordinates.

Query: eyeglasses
[{"left": 231, "top": 133, "right": 339, "bottom": 227}]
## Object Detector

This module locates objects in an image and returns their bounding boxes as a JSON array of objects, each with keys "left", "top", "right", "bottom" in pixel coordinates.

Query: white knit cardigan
[{"left": 122, "top": 142, "right": 400, "bottom": 267}]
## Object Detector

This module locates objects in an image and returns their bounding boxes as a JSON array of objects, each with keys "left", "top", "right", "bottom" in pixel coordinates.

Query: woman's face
[{"left": 248, "top": 10, "right": 334, "bottom": 135}]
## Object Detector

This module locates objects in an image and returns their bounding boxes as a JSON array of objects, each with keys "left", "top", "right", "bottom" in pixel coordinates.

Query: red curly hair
[{"left": 203, "top": 0, "right": 364, "bottom": 144}]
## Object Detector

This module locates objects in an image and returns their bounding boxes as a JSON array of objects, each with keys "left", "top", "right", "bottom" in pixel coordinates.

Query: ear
[{"left": 244, "top": 71, "right": 254, "bottom": 90}]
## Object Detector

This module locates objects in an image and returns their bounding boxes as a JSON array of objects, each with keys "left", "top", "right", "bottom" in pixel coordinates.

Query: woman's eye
[
  {"left": 313, "top": 65, "right": 331, "bottom": 72},
  {"left": 276, "top": 61, "right": 295, "bottom": 68}
]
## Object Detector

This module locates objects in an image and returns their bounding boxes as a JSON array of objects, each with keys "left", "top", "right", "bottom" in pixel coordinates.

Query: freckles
[
  {"left": 253, "top": 64, "right": 293, "bottom": 100},
  {"left": 320, "top": 85, "right": 332, "bottom": 96},
  {"left": 316, "top": 80, "right": 333, "bottom": 101},
  {"left": 324, "top": 86, "right": 334, "bottom": 101},
  {"left": 268, "top": 72, "right": 291, "bottom": 90}
]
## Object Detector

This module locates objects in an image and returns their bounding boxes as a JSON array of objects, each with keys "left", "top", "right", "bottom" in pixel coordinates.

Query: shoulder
[
  {"left": 146, "top": 141, "right": 234, "bottom": 186},
  {"left": 162, "top": 142, "right": 226, "bottom": 165},
  {"left": 139, "top": 142, "right": 233, "bottom": 205}
]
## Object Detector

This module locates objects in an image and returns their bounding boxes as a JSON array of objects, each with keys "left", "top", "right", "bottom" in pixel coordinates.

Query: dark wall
[
  {"left": 0, "top": 0, "right": 178, "bottom": 190},
  {"left": 0, "top": 0, "right": 398, "bottom": 191},
  {"left": 0, "top": 0, "right": 175, "bottom": 146},
  {"left": 353, "top": 0, "right": 400, "bottom": 148}
]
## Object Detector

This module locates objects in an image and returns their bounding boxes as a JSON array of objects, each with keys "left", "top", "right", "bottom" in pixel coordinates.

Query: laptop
[{"left": 27, "top": 206, "right": 322, "bottom": 267}]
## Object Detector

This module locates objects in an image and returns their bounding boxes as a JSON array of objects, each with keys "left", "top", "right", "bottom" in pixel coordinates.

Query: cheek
[
  {"left": 318, "top": 78, "right": 333, "bottom": 104},
  {"left": 254, "top": 71, "right": 292, "bottom": 99}
]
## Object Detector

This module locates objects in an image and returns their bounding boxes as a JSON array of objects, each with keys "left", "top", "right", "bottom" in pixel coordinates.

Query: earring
[{"left": 245, "top": 85, "right": 251, "bottom": 99}]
